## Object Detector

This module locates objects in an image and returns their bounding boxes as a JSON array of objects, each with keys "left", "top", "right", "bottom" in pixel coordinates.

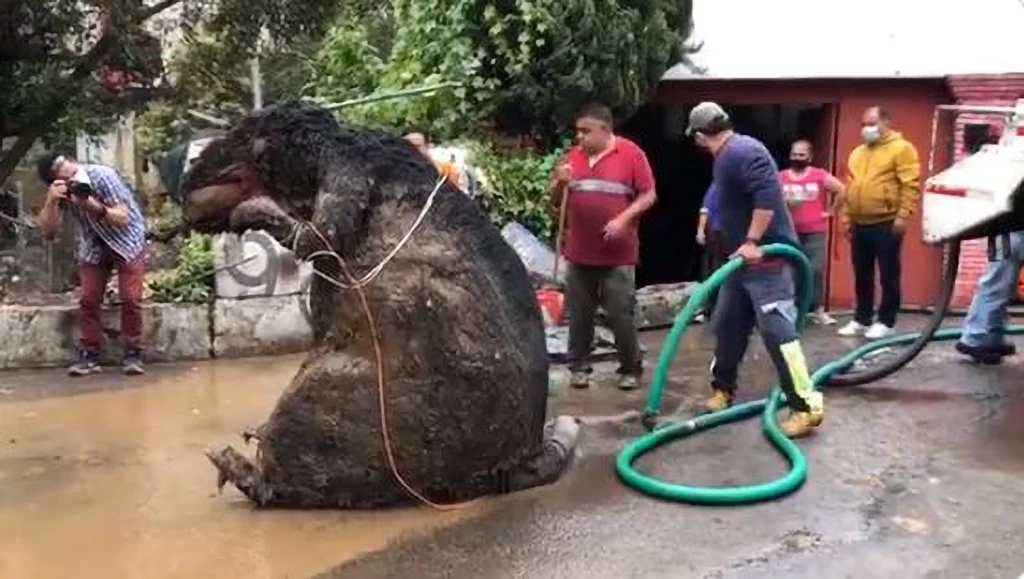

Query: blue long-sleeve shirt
[
  {"left": 712, "top": 134, "right": 797, "bottom": 254},
  {"left": 701, "top": 182, "right": 721, "bottom": 233}
]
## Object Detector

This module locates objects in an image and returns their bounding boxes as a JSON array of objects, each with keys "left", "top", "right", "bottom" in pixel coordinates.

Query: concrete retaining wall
[{"left": 0, "top": 283, "right": 693, "bottom": 370}]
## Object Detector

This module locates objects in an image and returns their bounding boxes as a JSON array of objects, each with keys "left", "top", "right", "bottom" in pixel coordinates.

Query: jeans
[
  {"left": 78, "top": 250, "right": 147, "bottom": 354},
  {"left": 566, "top": 263, "right": 642, "bottom": 376},
  {"left": 711, "top": 264, "right": 821, "bottom": 413},
  {"left": 798, "top": 231, "right": 826, "bottom": 311},
  {"left": 960, "top": 232, "right": 1024, "bottom": 348},
  {"left": 851, "top": 220, "right": 902, "bottom": 327}
]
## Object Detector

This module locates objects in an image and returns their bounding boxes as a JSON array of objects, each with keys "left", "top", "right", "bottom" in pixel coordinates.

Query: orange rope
[{"left": 301, "top": 221, "right": 480, "bottom": 511}]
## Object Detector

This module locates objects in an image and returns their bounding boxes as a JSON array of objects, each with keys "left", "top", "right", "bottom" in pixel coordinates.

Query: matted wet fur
[{"left": 182, "top": 103, "right": 578, "bottom": 508}]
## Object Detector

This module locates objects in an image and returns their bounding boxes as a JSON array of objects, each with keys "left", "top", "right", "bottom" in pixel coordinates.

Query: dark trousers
[
  {"left": 79, "top": 251, "right": 146, "bottom": 354},
  {"left": 701, "top": 230, "right": 726, "bottom": 315},
  {"left": 566, "top": 263, "right": 642, "bottom": 376},
  {"left": 850, "top": 220, "right": 902, "bottom": 327},
  {"left": 797, "top": 232, "right": 826, "bottom": 311},
  {"left": 711, "top": 265, "right": 818, "bottom": 413}
]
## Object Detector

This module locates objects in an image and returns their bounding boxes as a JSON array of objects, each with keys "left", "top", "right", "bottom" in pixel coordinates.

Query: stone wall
[
  {"left": 0, "top": 296, "right": 313, "bottom": 370},
  {"left": 0, "top": 230, "right": 696, "bottom": 370},
  {"left": 0, "top": 282, "right": 692, "bottom": 370}
]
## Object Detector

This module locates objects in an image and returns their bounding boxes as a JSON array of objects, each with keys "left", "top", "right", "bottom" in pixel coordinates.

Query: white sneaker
[
  {"left": 815, "top": 311, "right": 838, "bottom": 326},
  {"left": 864, "top": 322, "right": 895, "bottom": 340},
  {"left": 838, "top": 321, "right": 867, "bottom": 337}
]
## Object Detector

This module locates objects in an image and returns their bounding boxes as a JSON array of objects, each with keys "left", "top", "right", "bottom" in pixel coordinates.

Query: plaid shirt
[{"left": 67, "top": 165, "right": 147, "bottom": 264}]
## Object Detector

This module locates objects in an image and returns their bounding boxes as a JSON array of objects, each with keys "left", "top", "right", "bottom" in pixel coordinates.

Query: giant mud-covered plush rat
[{"left": 181, "top": 103, "right": 578, "bottom": 508}]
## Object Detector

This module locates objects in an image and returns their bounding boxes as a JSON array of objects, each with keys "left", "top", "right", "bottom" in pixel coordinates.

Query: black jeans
[{"left": 851, "top": 220, "right": 903, "bottom": 327}]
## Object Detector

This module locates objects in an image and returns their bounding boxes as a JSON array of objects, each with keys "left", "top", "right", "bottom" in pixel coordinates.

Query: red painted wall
[{"left": 654, "top": 78, "right": 953, "bottom": 309}]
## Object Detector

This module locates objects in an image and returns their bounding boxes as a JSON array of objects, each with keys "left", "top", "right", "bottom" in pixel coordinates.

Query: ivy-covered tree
[
  {"left": 310, "top": 0, "right": 694, "bottom": 144},
  {"left": 0, "top": 0, "right": 342, "bottom": 184}
]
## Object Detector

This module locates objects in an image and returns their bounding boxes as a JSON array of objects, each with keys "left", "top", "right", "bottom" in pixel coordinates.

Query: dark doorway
[{"left": 619, "top": 102, "right": 835, "bottom": 289}]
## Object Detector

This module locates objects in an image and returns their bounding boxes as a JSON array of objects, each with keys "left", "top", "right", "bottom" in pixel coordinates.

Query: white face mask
[
  {"left": 71, "top": 165, "right": 91, "bottom": 185},
  {"left": 861, "top": 125, "right": 882, "bottom": 144}
]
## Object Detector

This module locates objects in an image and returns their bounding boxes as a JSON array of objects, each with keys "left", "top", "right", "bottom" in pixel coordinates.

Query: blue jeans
[{"left": 960, "top": 232, "right": 1024, "bottom": 348}]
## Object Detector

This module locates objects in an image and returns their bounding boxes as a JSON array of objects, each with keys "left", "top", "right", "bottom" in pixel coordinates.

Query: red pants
[{"left": 78, "top": 252, "right": 146, "bottom": 353}]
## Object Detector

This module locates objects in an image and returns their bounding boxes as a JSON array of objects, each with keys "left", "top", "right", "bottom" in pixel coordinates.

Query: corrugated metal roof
[{"left": 664, "top": 0, "right": 1024, "bottom": 81}]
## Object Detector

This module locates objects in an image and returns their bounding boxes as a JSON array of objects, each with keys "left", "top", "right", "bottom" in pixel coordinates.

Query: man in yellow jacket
[{"left": 837, "top": 106, "right": 921, "bottom": 340}]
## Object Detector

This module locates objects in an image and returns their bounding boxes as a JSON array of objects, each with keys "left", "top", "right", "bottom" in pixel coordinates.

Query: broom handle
[{"left": 552, "top": 180, "right": 570, "bottom": 282}]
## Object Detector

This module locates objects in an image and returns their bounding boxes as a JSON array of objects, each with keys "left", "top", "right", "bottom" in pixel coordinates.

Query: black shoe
[
  {"left": 955, "top": 342, "right": 1002, "bottom": 365},
  {"left": 995, "top": 341, "right": 1017, "bottom": 357},
  {"left": 122, "top": 351, "right": 145, "bottom": 376},
  {"left": 68, "top": 351, "right": 101, "bottom": 377}
]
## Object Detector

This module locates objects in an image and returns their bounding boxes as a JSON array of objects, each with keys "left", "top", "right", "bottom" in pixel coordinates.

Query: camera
[{"left": 67, "top": 181, "right": 94, "bottom": 199}]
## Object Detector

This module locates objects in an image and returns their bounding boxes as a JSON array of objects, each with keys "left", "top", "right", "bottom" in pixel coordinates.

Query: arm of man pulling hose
[{"left": 734, "top": 152, "right": 782, "bottom": 261}]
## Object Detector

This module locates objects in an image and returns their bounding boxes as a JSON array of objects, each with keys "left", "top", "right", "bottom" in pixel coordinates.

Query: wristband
[{"left": 744, "top": 236, "right": 761, "bottom": 245}]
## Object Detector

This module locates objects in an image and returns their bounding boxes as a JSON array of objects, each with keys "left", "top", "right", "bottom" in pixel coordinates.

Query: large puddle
[{"left": 0, "top": 356, "right": 488, "bottom": 578}]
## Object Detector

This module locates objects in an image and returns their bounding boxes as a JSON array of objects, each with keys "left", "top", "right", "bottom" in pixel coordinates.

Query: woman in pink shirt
[{"left": 780, "top": 140, "right": 845, "bottom": 325}]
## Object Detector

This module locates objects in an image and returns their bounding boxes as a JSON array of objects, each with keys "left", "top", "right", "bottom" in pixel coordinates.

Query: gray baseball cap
[{"left": 686, "top": 102, "right": 730, "bottom": 136}]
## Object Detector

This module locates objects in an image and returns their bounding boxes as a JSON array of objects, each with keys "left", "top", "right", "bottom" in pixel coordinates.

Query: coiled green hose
[{"left": 615, "top": 242, "right": 1019, "bottom": 505}]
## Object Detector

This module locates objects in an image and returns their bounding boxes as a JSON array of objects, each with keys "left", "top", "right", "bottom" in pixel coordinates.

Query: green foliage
[
  {"left": 309, "top": 22, "right": 385, "bottom": 104},
  {"left": 1, "top": 0, "right": 343, "bottom": 182},
  {"left": 146, "top": 233, "right": 216, "bottom": 304},
  {"left": 470, "top": 141, "right": 568, "bottom": 245},
  {"left": 309, "top": 0, "right": 693, "bottom": 143}
]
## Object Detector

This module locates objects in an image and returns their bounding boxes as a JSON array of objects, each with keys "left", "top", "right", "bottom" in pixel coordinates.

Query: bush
[
  {"left": 469, "top": 141, "right": 567, "bottom": 245},
  {"left": 146, "top": 233, "right": 216, "bottom": 304}
]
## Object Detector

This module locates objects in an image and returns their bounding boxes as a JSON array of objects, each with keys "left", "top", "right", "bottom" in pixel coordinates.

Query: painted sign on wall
[{"left": 213, "top": 230, "right": 314, "bottom": 325}]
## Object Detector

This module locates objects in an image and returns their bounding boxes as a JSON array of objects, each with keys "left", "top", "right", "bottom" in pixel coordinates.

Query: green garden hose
[{"left": 615, "top": 242, "right": 1024, "bottom": 505}]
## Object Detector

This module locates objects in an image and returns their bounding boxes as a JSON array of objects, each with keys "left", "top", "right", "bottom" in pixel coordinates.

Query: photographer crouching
[{"left": 36, "top": 153, "right": 147, "bottom": 377}]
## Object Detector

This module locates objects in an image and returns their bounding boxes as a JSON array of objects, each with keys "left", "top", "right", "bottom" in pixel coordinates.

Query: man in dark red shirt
[{"left": 550, "top": 104, "right": 657, "bottom": 391}]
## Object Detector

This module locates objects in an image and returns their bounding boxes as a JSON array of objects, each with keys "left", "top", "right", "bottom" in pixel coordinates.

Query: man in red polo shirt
[{"left": 551, "top": 104, "right": 657, "bottom": 391}]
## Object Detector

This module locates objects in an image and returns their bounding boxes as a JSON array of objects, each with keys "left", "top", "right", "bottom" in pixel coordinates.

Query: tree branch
[
  {"left": 0, "top": 0, "right": 185, "bottom": 185},
  {"left": 139, "top": 0, "right": 185, "bottom": 22}
]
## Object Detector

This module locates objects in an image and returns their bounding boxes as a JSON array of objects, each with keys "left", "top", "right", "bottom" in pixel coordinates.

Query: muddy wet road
[
  {"left": 0, "top": 355, "right": 486, "bottom": 579},
  {"left": 3, "top": 316, "right": 1024, "bottom": 578}
]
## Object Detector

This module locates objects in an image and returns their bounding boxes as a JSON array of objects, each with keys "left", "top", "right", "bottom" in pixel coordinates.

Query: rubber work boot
[
  {"left": 706, "top": 389, "right": 734, "bottom": 413},
  {"left": 780, "top": 410, "right": 823, "bottom": 438},
  {"left": 570, "top": 371, "right": 590, "bottom": 390}
]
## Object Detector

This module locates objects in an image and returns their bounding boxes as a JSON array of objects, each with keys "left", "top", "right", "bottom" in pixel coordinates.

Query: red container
[{"left": 536, "top": 288, "right": 565, "bottom": 327}]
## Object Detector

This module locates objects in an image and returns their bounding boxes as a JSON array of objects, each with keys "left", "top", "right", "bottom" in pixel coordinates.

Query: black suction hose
[{"left": 824, "top": 241, "right": 961, "bottom": 387}]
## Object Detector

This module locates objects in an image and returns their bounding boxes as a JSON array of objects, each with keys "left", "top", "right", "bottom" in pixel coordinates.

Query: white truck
[{"left": 922, "top": 99, "right": 1024, "bottom": 245}]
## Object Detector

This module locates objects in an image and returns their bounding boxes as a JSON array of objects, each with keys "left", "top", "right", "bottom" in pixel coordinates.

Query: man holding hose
[{"left": 687, "top": 102, "right": 824, "bottom": 438}]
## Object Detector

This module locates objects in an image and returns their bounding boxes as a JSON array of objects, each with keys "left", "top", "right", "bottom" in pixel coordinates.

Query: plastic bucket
[{"left": 536, "top": 288, "right": 564, "bottom": 327}]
